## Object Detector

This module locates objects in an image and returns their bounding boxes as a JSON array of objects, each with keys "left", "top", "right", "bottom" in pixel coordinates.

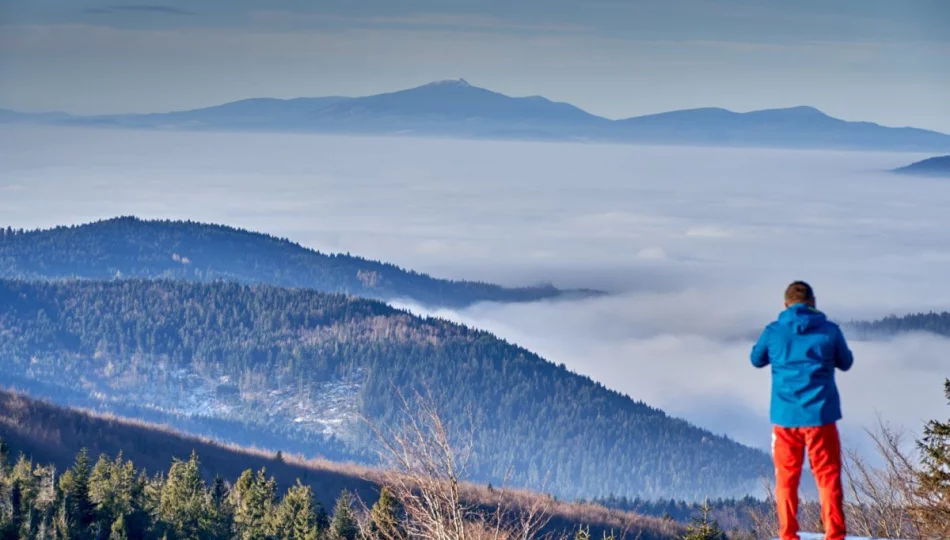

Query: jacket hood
[{"left": 778, "top": 303, "right": 827, "bottom": 334}]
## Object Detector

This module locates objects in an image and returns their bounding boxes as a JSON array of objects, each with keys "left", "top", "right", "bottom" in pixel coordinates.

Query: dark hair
[{"left": 785, "top": 281, "right": 815, "bottom": 305}]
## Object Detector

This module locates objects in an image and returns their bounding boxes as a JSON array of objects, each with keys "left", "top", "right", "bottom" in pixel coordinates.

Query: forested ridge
[
  {"left": 850, "top": 311, "right": 950, "bottom": 337},
  {"left": 0, "top": 217, "right": 586, "bottom": 308},
  {"left": 0, "top": 279, "right": 770, "bottom": 500},
  {"left": 0, "top": 389, "right": 684, "bottom": 540}
]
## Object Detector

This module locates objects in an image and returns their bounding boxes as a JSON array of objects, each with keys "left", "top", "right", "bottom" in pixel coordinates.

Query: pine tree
[
  {"left": 330, "top": 490, "right": 359, "bottom": 540},
  {"left": 9, "top": 455, "right": 39, "bottom": 537},
  {"left": 53, "top": 503, "right": 75, "bottom": 540},
  {"left": 90, "top": 453, "right": 137, "bottom": 531},
  {"left": 916, "top": 379, "right": 950, "bottom": 537},
  {"left": 680, "top": 500, "right": 726, "bottom": 540},
  {"left": 231, "top": 468, "right": 277, "bottom": 540},
  {"left": 0, "top": 438, "right": 9, "bottom": 470},
  {"left": 314, "top": 500, "right": 330, "bottom": 532},
  {"left": 368, "top": 487, "right": 403, "bottom": 540},
  {"left": 109, "top": 514, "right": 129, "bottom": 540},
  {"left": 59, "top": 449, "right": 95, "bottom": 538},
  {"left": 143, "top": 472, "right": 166, "bottom": 538},
  {"left": 206, "top": 475, "right": 233, "bottom": 539},
  {"left": 159, "top": 452, "right": 209, "bottom": 539},
  {"left": 271, "top": 480, "right": 320, "bottom": 540},
  {"left": 8, "top": 481, "right": 23, "bottom": 539}
]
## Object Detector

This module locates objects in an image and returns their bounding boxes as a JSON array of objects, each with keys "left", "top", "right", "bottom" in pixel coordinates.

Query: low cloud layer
[
  {"left": 396, "top": 294, "right": 949, "bottom": 456},
  {"left": 1, "top": 125, "right": 948, "bottom": 459}
]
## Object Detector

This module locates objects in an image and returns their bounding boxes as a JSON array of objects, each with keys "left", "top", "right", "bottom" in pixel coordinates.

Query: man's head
[{"left": 785, "top": 281, "right": 816, "bottom": 308}]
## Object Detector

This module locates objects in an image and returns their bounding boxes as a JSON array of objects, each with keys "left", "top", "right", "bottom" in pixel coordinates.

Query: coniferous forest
[
  {"left": 0, "top": 218, "right": 589, "bottom": 308},
  {"left": 0, "top": 278, "right": 771, "bottom": 500},
  {"left": 0, "top": 444, "right": 341, "bottom": 540},
  {"left": 849, "top": 311, "right": 950, "bottom": 338},
  {"left": 0, "top": 389, "right": 685, "bottom": 540}
]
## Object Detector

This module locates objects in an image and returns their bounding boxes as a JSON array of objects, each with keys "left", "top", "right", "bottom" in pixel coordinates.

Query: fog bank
[{"left": 2, "top": 125, "right": 948, "bottom": 456}]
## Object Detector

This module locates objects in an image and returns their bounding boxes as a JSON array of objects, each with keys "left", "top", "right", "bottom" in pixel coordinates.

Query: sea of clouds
[{"left": 2, "top": 125, "right": 948, "bottom": 457}]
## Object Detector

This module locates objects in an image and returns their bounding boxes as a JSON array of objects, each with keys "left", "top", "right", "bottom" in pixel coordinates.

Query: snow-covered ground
[
  {"left": 12, "top": 355, "right": 365, "bottom": 440},
  {"left": 774, "top": 534, "right": 887, "bottom": 540}
]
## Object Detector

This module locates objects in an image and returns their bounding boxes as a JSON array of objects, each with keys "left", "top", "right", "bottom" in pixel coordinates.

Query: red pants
[{"left": 772, "top": 423, "right": 846, "bottom": 540}]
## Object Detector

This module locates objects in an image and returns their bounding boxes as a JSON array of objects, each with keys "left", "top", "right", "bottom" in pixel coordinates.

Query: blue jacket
[{"left": 751, "top": 303, "right": 853, "bottom": 427}]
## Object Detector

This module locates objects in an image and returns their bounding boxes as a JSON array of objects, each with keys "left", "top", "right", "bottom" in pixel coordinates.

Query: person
[{"left": 751, "top": 281, "right": 853, "bottom": 540}]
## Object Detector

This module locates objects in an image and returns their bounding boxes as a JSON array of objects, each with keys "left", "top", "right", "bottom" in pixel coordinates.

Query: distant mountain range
[
  {"left": 0, "top": 217, "right": 591, "bottom": 308},
  {"left": 4, "top": 79, "right": 948, "bottom": 151},
  {"left": 892, "top": 155, "right": 950, "bottom": 177}
]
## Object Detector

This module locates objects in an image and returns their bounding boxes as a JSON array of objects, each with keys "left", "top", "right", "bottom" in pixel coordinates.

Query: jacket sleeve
[
  {"left": 750, "top": 327, "right": 771, "bottom": 368},
  {"left": 835, "top": 327, "right": 854, "bottom": 371}
]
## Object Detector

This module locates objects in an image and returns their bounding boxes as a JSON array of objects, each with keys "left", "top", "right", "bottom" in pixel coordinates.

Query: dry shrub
[
  {"left": 365, "top": 391, "right": 552, "bottom": 540},
  {"left": 746, "top": 419, "right": 948, "bottom": 540},
  {"left": 362, "top": 390, "right": 682, "bottom": 540}
]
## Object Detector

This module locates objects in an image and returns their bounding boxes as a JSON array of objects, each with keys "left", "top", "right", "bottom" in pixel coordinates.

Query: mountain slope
[
  {"left": 892, "top": 155, "right": 950, "bottom": 177},
  {"left": 4, "top": 80, "right": 948, "bottom": 151},
  {"left": 85, "top": 96, "right": 350, "bottom": 130},
  {"left": 0, "top": 278, "right": 771, "bottom": 500},
  {"left": 305, "top": 79, "right": 610, "bottom": 137},
  {"left": 0, "top": 389, "right": 683, "bottom": 540},
  {"left": 0, "top": 217, "right": 584, "bottom": 308}
]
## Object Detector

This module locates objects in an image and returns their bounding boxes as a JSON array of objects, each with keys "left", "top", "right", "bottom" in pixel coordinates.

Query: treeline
[
  {"left": 0, "top": 279, "right": 770, "bottom": 500},
  {"left": 587, "top": 496, "right": 770, "bottom": 532},
  {"left": 0, "top": 390, "right": 684, "bottom": 540},
  {"left": 0, "top": 442, "right": 379, "bottom": 540},
  {"left": 0, "top": 217, "right": 576, "bottom": 308},
  {"left": 0, "top": 388, "right": 377, "bottom": 512},
  {"left": 850, "top": 311, "right": 950, "bottom": 338}
]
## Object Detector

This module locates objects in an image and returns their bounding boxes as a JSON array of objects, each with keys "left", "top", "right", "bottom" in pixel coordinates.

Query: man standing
[{"left": 751, "top": 281, "right": 853, "bottom": 540}]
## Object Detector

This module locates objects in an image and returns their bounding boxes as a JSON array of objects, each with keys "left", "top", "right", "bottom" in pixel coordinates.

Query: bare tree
[
  {"left": 840, "top": 421, "right": 921, "bottom": 539},
  {"left": 363, "top": 389, "right": 552, "bottom": 540}
]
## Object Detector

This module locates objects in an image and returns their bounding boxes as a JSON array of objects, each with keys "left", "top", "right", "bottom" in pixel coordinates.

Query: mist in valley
[{"left": 2, "top": 124, "right": 948, "bottom": 458}]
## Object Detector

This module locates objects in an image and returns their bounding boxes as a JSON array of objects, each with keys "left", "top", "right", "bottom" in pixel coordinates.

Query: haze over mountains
[
  {"left": 3, "top": 79, "right": 949, "bottom": 151},
  {"left": 0, "top": 218, "right": 590, "bottom": 308}
]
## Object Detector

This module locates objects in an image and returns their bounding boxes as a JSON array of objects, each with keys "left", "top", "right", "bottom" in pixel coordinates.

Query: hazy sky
[{"left": 1, "top": 0, "right": 948, "bottom": 131}]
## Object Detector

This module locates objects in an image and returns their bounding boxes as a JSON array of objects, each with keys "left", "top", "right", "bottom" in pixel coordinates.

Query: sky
[
  {"left": 1, "top": 0, "right": 949, "bottom": 131},
  {"left": 2, "top": 125, "right": 949, "bottom": 459}
]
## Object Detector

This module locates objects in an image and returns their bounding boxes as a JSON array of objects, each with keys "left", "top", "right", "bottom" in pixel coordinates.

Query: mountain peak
[
  {"left": 421, "top": 78, "right": 472, "bottom": 88},
  {"left": 758, "top": 105, "right": 829, "bottom": 117}
]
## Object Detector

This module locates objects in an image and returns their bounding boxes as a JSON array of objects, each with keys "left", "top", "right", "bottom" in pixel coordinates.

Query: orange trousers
[{"left": 772, "top": 423, "right": 846, "bottom": 540}]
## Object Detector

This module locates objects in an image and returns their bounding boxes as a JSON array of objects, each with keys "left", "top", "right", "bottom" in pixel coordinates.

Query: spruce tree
[
  {"left": 368, "top": 487, "right": 403, "bottom": 540},
  {"left": 206, "top": 475, "right": 234, "bottom": 539},
  {"left": 916, "top": 379, "right": 950, "bottom": 536},
  {"left": 109, "top": 514, "right": 129, "bottom": 540},
  {"left": 330, "top": 490, "right": 359, "bottom": 540},
  {"left": 8, "top": 481, "right": 22, "bottom": 539},
  {"left": 59, "top": 448, "right": 95, "bottom": 538},
  {"left": 680, "top": 501, "right": 726, "bottom": 540},
  {"left": 271, "top": 481, "right": 320, "bottom": 540},
  {"left": 231, "top": 468, "right": 277, "bottom": 540},
  {"left": 0, "top": 438, "right": 9, "bottom": 471},
  {"left": 10, "top": 455, "right": 39, "bottom": 537},
  {"left": 159, "top": 452, "right": 208, "bottom": 539},
  {"left": 314, "top": 500, "right": 330, "bottom": 532}
]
